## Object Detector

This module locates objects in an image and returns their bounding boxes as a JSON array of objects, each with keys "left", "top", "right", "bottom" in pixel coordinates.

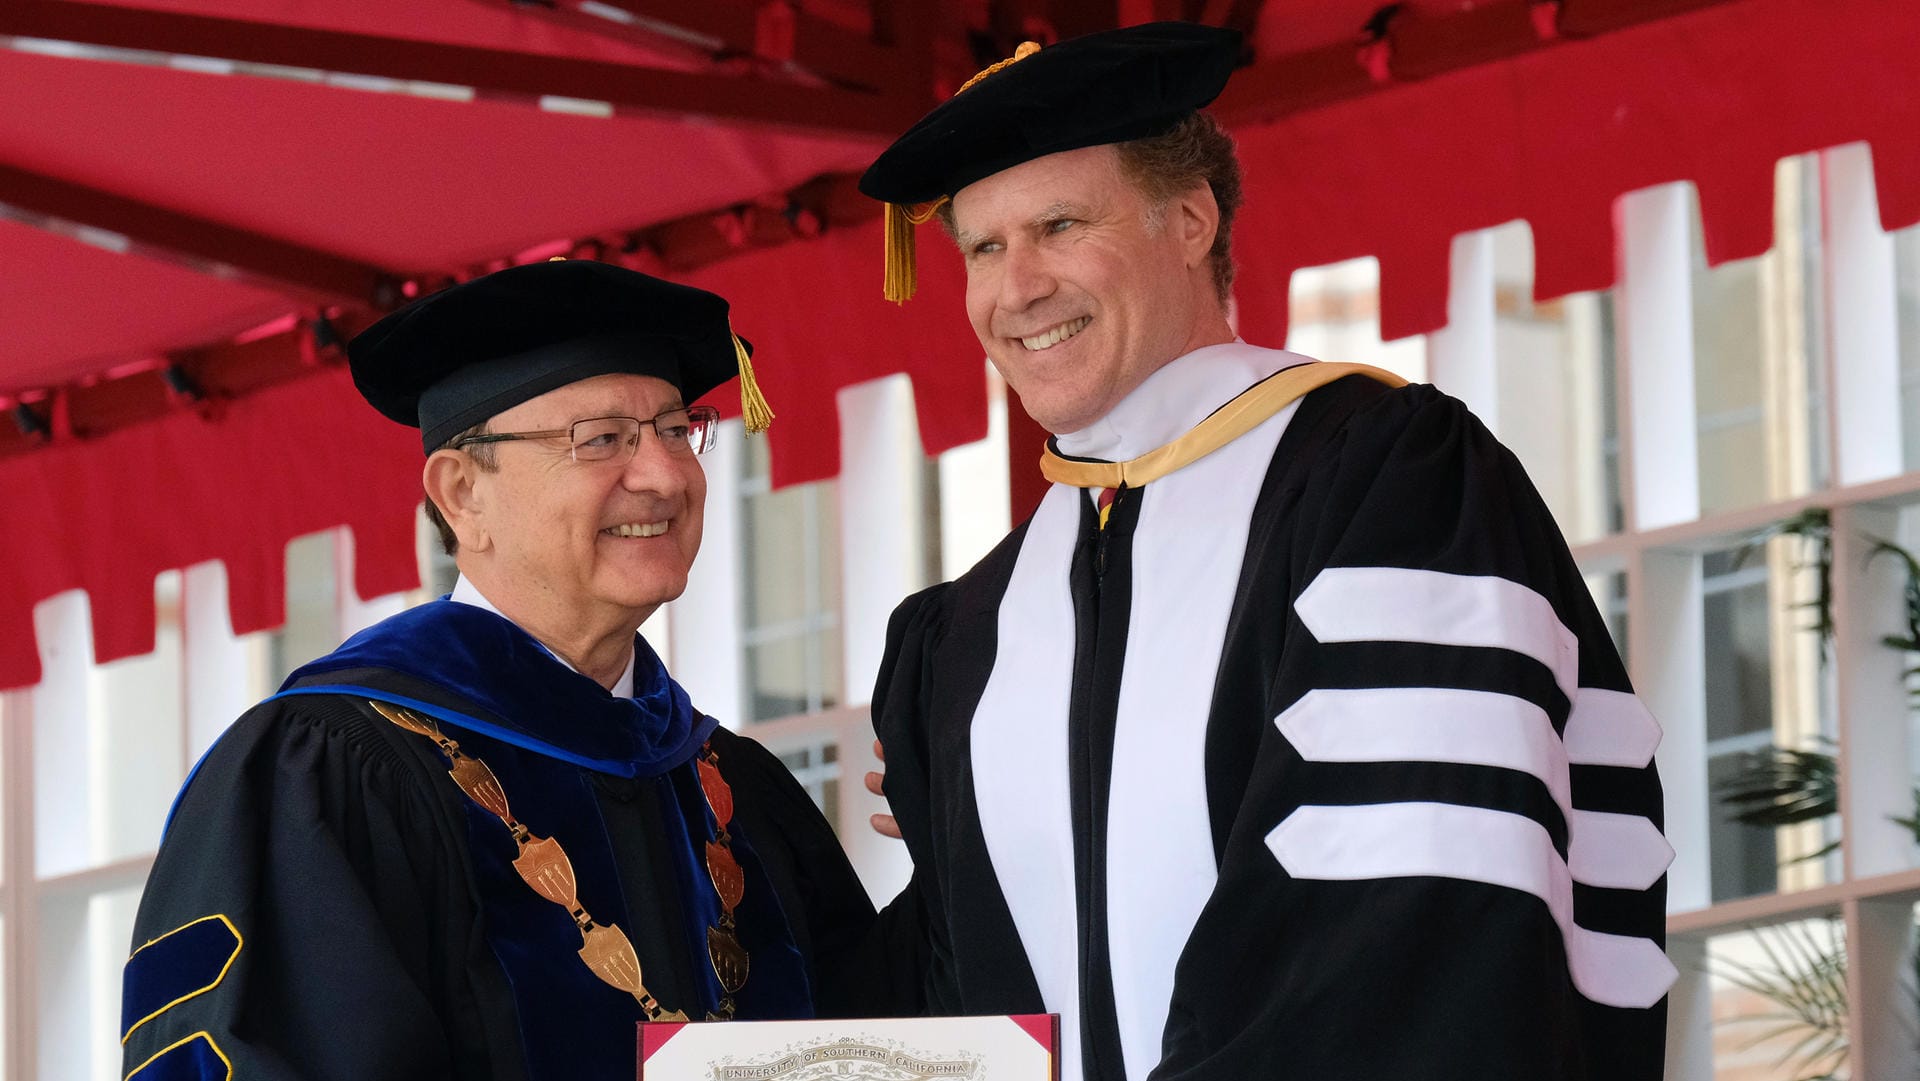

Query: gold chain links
[
  {"left": 696, "top": 749, "right": 747, "bottom": 1019},
  {"left": 370, "top": 700, "right": 750, "bottom": 1023}
]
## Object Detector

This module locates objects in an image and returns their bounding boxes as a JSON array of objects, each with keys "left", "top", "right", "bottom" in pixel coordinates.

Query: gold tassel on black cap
[
  {"left": 883, "top": 199, "right": 948, "bottom": 304},
  {"left": 882, "top": 40, "right": 1042, "bottom": 304},
  {"left": 732, "top": 325, "right": 774, "bottom": 434}
]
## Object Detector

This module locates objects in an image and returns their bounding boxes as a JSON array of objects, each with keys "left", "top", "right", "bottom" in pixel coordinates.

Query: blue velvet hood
[{"left": 282, "top": 597, "right": 715, "bottom": 776}]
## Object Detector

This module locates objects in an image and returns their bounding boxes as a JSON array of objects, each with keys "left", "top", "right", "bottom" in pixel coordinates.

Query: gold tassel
[
  {"left": 877, "top": 40, "right": 1038, "bottom": 303},
  {"left": 733, "top": 329, "right": 774, "bottom": 434},
  {"left": 883, "top": 198, "right": 950, "bottom": 305},
  {"left": 883, "top": 202, "right": 917, "bottom": 304}
]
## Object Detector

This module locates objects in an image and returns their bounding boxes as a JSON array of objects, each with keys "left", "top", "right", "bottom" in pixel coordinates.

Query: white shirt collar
[
  {"left": 449, "top": 575, "right": 636, "bottom": 698},
  {"left": 1053, "top": 341, "right": 1314, "bottom": 463}
]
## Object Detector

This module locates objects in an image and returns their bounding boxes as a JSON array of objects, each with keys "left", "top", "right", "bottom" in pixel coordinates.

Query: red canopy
[{"left": 4, "top": 0, "right": 1918, "bottom": 686}]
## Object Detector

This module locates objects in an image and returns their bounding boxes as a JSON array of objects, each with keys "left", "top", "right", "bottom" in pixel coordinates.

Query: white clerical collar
[
  {"left": 1054, "top": 341, "right": 1314, "bottom": 463},
  {"left": 449, "top": 575, "right": 636, "bottom": 698}
]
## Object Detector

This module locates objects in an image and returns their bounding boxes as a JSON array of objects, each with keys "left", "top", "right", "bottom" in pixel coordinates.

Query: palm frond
[
  {"left": 1709, "top": 919, "right": 1850, "bottom": 1080},
  {"left": 1868, "top": 533, "right": 1920, "bottom": 705},
  {"left": 1736, "top": 508, "right": 1835, "bottom": 648},
  {"left": 1889, "top": 788, "right": 1920, "bottom": 845},
  {"left": 1716, "top": 745, "right": 1839, "bottom": 833}
]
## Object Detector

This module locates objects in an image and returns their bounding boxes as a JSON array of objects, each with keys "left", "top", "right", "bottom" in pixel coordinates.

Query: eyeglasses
[{"left": 451, "top": 405, "right": 720, "bottom": 462}]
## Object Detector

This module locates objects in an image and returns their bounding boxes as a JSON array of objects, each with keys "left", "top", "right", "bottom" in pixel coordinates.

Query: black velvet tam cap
[
  {"left": 858, "top": 22, "right": 1242, "bottom": 208},
  {"left": 348, "top": 260, "right": 758, "bottom": 453}
]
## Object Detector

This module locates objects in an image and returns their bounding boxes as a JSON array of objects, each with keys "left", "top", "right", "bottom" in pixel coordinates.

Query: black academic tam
[
  {"left": 348, "top": 260, "right": 751, "bottom": 453},
  {"left": 858, "top": 22, "right": 1242, "bottom": 207}
]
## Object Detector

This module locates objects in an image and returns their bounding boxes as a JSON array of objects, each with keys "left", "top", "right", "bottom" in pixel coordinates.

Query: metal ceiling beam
[
  {"left": 1212, "top": 0, "right": 1748, "bottom": 126},
  {"left": 462, "top": 0, "right": 920, "bottom": 98},
  {"left": 0, "top": 165, "right": 888, "bottom": 450},
  {"left": 0, "top": 311, "right": 370, "bottom": 458},
  {"left": 0, "top": 0, "right": 927, "bottom": 138},
  {"left": 0, "top": 163, "right": 396, "bottom": 306}
]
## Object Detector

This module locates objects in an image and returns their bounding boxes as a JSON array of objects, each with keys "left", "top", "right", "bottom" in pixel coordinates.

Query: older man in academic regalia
[
  {"left": 120, "top": 261, "right": 920, "bottom": 1081},
  {"left": 859, "top": 22, "right": 1676, "bottom": 1081}
]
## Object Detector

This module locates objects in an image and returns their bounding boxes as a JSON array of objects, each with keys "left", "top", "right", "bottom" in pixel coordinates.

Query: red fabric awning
[
  {"left": 0, "top": 368, "right": 424, "bottom": 687},
  {"left": 4, "top": 0, "right": 1919, "bottom": 687},
  {"left": 1230, "top": 0, "right": 1920, "bottom": 346},
  {"left": 1, "top": 217, "right": 295, "bottom": 387},
  {"left": 0, "top": 47, "right": 880, "bottom": 273}
]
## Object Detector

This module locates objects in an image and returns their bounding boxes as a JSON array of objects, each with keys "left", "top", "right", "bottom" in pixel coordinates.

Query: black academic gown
[
  {"left": 122, "top": 604, "right": 922, "bottom": 1081},
  {"left": 873, "top": 368, "right": 1671, "bottom": 1081}
]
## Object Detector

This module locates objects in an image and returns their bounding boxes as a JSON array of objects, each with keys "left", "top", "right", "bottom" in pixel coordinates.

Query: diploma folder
[{"left": 639, "top": 1014, "right": 1059, "bottom": 1080}]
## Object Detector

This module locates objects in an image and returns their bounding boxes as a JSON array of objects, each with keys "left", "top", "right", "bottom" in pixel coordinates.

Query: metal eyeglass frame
[{"left": 451, "top": 404, "right": 721, "bottom": 461}]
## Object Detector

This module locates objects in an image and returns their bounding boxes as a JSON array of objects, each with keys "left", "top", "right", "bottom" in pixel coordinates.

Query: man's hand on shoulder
[{"left": 866, "top": 739, "right": 902, "bottom": 840}]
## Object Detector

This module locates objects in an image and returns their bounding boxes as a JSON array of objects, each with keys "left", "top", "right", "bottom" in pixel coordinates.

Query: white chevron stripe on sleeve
[
  {"left": 1273, "top": 686, "right": 1671, "bottom": 893},
  {"left": 1274, "top": 687, "right": 1570, "bottom": 811},
  {"left": 1266, "top": 802, "right": 1676, "bottom": 1009},
  {"left": 1564, "top": 687, "right": 1662, "bottom": 768},
  {"left": 1569, "top": 809, "right": 1674, "bottom": 891},
  {"left": 1294, "top": 567, "right": 1579, "bottom": 699}
]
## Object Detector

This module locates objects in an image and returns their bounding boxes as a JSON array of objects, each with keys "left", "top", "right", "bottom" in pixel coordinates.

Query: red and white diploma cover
[{"left": 638, "top": 1014, "right": 1058, "bottom": 1080}]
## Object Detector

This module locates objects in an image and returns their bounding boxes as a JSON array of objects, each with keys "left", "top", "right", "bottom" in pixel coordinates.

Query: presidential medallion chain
[
  {"left": 367, "top": 699, "right": 749, "bottom": 1022},
  {"left": 696, "top": 746, "right": 747, "bottom": 1019}
]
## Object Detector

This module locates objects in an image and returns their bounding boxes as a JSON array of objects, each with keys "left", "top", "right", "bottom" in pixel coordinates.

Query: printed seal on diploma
[{"left": 638, "top": 1014, "right": 1058, "bottom": 1080}]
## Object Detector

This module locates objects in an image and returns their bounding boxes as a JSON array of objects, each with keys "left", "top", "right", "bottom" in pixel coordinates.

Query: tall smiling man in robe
[
  {"left": 121, "top": 261, "right": 917, "bottom": 1081},
  {"left": 859, "top": 22, "right": 1675, "bottom": 1081}
]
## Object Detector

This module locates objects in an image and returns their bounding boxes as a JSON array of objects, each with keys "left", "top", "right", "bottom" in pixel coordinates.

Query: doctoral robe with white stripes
[{"left": 872, "top": 348, "right": 1673, "bottom": 1081}]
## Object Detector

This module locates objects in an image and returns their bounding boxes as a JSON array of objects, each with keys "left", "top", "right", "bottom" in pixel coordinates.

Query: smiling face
[
  {"left": 949, "top": 143, "right": 1231, "bottom": 435},
  {"left": 436, "top": 372, "right": 706, "bottom": 637}
]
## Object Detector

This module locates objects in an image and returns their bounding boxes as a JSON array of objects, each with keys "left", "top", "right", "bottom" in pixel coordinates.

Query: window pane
[
  {"left": 1582, "top": 570, "right": 1628, "bottom": 658},
  {"left": 0, "top": 696, "right": 9, "bottom": 889},
  {"left": 1885, "top": 503, "right": 1920, "bottom": 876},
  {"left": 744, "top": 629, "right": 842, "bottom": 722},
  {"left": 268, "top": 530, "right": 341, "bottom": 685},
  {"left": 0, "top": 912, "right": 7, "bottom": 1081},
  {"left": 817, "top": 626, "right": 844, "bottom": 713},
  {"left": 746, "top": 637, "right": 809, "bottom": 722},
  {"left": 1702, "top": 547, "right": 1774, "bottom": 745},
  {"left": 1692, "top": 158, "right": 1828, "bottom": 517},
  {"left": 1285, "top": 256, "right": 1428, "bottom": 384},
  {"left": 1702, "top": 531, "right": 1838, "bottom": 904},
  {"left": 417, "top": 508, "right": 459, "bottom": 599},
  {"left": 87, "top": 572, "right": 187, "bottom": 866},
  {"left": 40, "top": 883, "right": 143, "bottom": 1081},
  {"left": 738, "top": 433, "right": 843, "bottom": 722},
  {"left": 817, "top": 483, "right": 840, "bottom": 633},
  {"left": 740, "top": 487, "right": 811, "bottom": 630},
  {"left": 1491, "top": 222, "right": 1621, "bottom": 543},
  {"left": 776, "top": 737, "right": 842, "bottom": 828},
  {"left": 1692, "top": 245, "right": 1767, "bottom": 514},
  {"left": 34, "top": 577, "right": 187, "bottom": 877},
  {"left": 1895, "top": 223, "right": 1920, "bottom": 470}
]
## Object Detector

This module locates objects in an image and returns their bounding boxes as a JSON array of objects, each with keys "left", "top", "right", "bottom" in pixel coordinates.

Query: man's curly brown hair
[{"left": 1113, "top": 112, "right": 1242, "bottom": 303}]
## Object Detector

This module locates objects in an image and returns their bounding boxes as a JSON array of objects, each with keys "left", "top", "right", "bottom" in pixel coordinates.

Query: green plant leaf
[
  {"left": 1710, "top": 919, "right": 1849, "bottom": 1079},
  {"left": 1715, "top": 746, "right": 1840, "bottom": 834}
]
